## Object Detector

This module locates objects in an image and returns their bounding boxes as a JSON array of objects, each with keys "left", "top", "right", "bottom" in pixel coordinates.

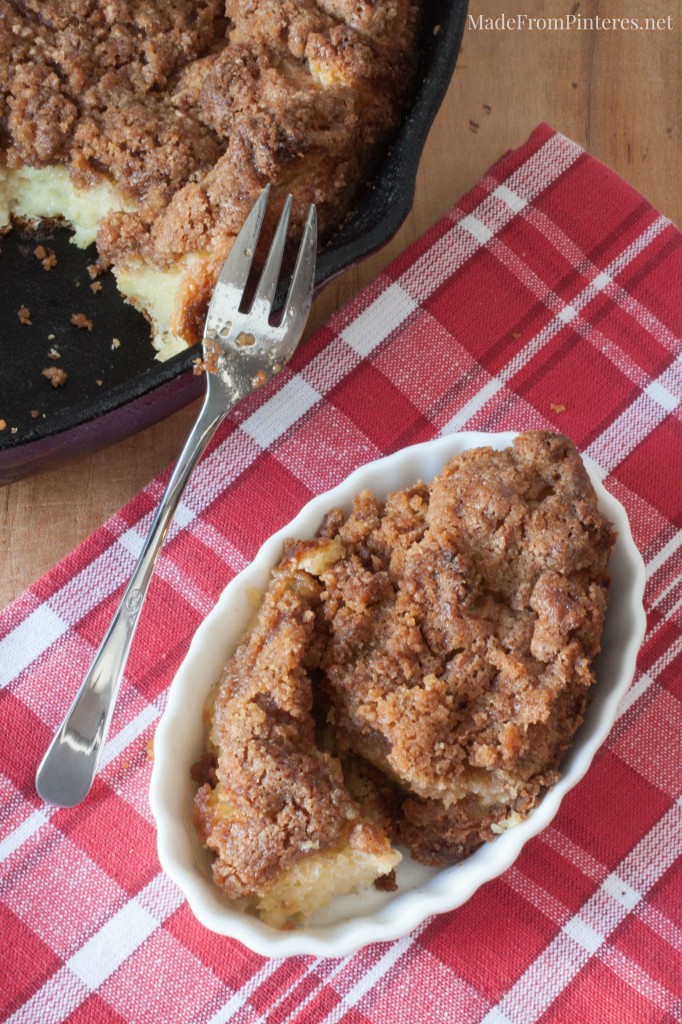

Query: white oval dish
[{"left": 149, "top": 431, "right": 646, "bottom": 958}]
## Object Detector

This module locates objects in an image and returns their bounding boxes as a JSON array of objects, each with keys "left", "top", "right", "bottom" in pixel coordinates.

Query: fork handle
[{"left": 35, "top": 391, "right": 228, "bottom": 807}]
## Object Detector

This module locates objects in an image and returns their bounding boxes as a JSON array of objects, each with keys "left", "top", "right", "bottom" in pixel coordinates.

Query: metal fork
[{"left": 35, "top": 187, "right": 317, "bottom": 807}]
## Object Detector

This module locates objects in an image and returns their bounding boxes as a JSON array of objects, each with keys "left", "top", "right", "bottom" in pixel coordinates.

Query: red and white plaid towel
[{"left": 2, "top": 123, "right": 681, "bottom": 1024}]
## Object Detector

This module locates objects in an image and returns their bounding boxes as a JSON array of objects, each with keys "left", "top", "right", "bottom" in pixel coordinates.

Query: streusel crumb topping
[
  {"left": 2, "top": 1, "right": 419, "bottom": 269},
  {"left": 194, "top": 432, "right": 615, "bottom": 923}
]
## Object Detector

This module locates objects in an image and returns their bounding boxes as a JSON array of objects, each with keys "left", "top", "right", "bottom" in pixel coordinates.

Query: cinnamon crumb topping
[
  {"left": 194, "top": 432, "right": 615, "bottom": 918},
  {"left": 42, "top": 367, "right": 68, "bottom": 387},
  {"left": 34, "top": 245, "right": 57, "bottom": 270},
  {"left": 2, "top": 0, "right": 421, "bottom": 276},
  {"left": 70, "top": 313, "right": 93, "bottom": 330}
]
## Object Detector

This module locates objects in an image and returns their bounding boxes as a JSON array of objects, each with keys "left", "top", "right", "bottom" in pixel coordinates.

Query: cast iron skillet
[{"left": 0, "top": 1, "right": 468, "bottom": 483}]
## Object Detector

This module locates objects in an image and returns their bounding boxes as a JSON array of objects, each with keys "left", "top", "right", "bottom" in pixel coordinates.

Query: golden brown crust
[
  {"left": 2, "top": 0, "right": 421, "bottom": 274},
  {"left": 317, "top": 431, "right": 614, "bottom": 862},
  {"left": 194, "top": 432, "right": 615, "bottom": 902},
  {"left": 194, "top": 571, "right": 367, "bottom": 900}
]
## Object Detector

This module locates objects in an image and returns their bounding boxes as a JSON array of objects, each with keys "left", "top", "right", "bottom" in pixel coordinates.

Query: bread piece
[
  {"left": 317, "top": 431, "right": 615, "bottom": 863},
  {"left": 193, "top": 538, "right": 400, "bottom": 929},
  {"left": 193, "top": 432, "right": 614, "bottom": 926}
]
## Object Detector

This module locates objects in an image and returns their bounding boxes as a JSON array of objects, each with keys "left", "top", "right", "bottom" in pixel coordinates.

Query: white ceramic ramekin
[{"left": 149, "top": 432, "right": 646, "bottom": 958}]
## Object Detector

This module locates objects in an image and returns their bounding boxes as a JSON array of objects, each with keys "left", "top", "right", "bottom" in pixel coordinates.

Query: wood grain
[{"left": 1, "top": 0, "right": 679, "bottom": 606}]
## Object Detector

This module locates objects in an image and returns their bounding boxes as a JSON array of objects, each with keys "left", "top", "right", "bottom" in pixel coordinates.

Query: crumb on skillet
[
  {"left": 70, "top": 312, "right": 93, "bottom": 330},
  {"left": 34, "top": 244, "right": 57, "bottom": 270},
  {"left": 42, "top": 366, "right": 68, "bottom": 387}
]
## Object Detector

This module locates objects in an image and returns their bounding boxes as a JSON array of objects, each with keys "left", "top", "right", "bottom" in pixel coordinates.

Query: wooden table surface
[{"left": 2, "top": 0, "right": 679, "bottom": 608}]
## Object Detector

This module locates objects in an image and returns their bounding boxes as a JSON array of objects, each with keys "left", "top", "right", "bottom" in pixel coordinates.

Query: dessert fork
[{"left": 35, "top": 187, "right": 317, "bottom": 807}]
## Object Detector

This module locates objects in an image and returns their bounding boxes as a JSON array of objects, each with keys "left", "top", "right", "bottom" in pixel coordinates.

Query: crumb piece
[
  {"left": 90, "top": 281, "right": 103, "bottom": 294},
  {"left": 146, "top": 737, "right": 155, "bottom": 761},
  {"left": 42, "top": 367, "right": 68, "bottom": 388},
  {"left": 30, "top": 409, "right": 40, "bottom": 418},
  {"left": 95, "top": 379, "right": 103, "bottom": 386},
  {"left": 201, "top": 338, "right": 221, "bottom": 373},
  {"left": 18, "top": 305, "right": 32, "bottom": 325},
  {"left": 86, "top": 264, "right": 102, "bottom": 280},
  {"left": 512, "top": 331, "right": 522, "bottom": 340},
  {"left": 0, "top": 420, "right": 6, "bottom": 430},
  {"left": 374, "top": 869, "right": 398, "bottom": 892},
  {"left": 34, "top": 244, "right": 57, "bottom": 270},
  {"left": 433, "top": 23, "right": 441, "bottom": 34},
  {"left": 191, "top": 753, "right": 217, "bottom": 787},
  {"left": 111, "top": 337, "right": 121, "bottom": 349},
  {"left": 193, "top": 358, "right": 205, "bottom": 376},
  {"left": 71, "top": 313, "right": 93, "bottom": 330},
  {"left": 11, "top": 427, "right": 17, "bottom": 434},
  {"left": 550, "top": 403, "right": 566, "bottom": 413},
  {"left": 47, "top": 333, "right": 56, "bottom": 341},
  {"left": 47, "top": 346, "right": 61, "bottom": 360}
]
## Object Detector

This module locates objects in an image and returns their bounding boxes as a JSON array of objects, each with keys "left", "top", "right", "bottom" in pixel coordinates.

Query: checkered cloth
[{"left": 2, "top": 122, "right": 681, "bottom": 1024}]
